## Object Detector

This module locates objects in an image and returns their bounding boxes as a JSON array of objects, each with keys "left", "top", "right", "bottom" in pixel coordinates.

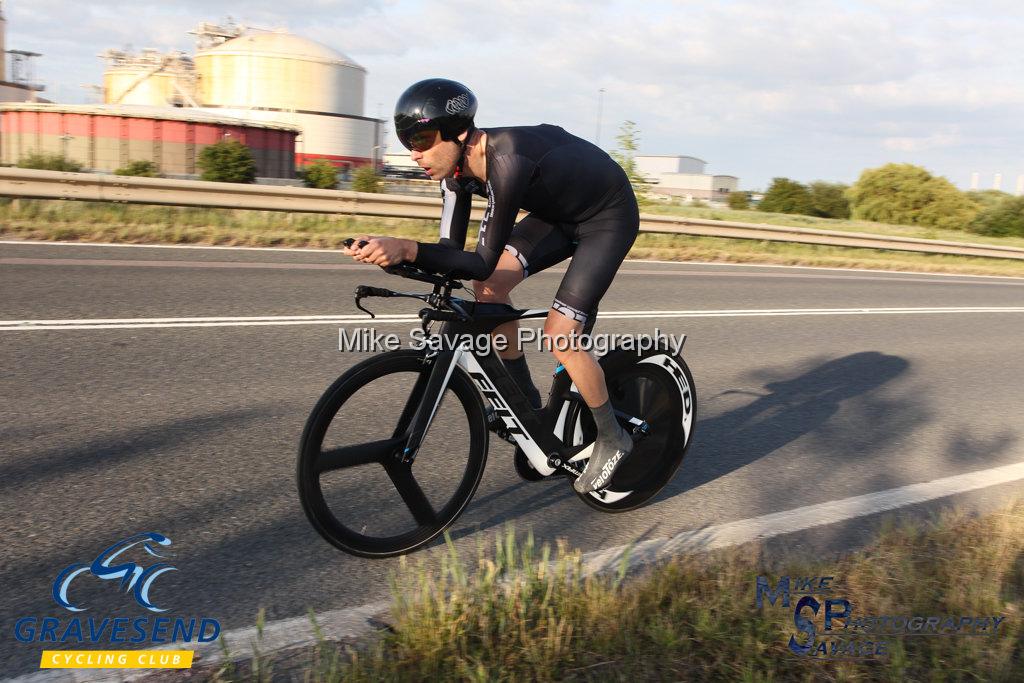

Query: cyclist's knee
[
  {"left": 472, "top": 261, "right": 523, "bottom": 301},
  {"left": 472, "top": 279, "right": 512, "bottom": 302},
  {"left": 543, "top": 309, "right": 586, "bottom": 363}
]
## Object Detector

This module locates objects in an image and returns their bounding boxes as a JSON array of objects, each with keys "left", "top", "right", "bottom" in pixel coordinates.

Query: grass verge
[
  {"left": 201, "top": 501, "right": 1024, "bottom": 682},
  {"left": 643, "top": 203, "right": 1024, "bottom": 250},
  {"left": 2, "top": 199, "right": 1023, "bottom": 277}
]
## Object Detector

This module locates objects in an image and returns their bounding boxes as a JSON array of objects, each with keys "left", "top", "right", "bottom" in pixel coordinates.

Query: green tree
[
  {"left": 846, "top": 163, "right": 978, "bottom": 231},
  {"left": 198, "top": 139, "right": 257, "bottom": 183},
  {"left": 300, "top": 159, "right": 339, "bottom": 189},
  {"left": 113, "top": 160, "right": 160, "bottom": 177},
  {"left": 16, "top": 152, "right": 83, "bottom": 173},
  {"left": 609, "top": 120, "right": 651, "bottom": 206},
  {"left": 758, "top": 178, "right": 812, "bottom": 214},
  {"left": 351, "top": 165, "right": 383, "bottom": 193},
  {"left": 969, "top": 196, "right": 1024, "bottom": 237},
  {"left": 966, "top": 189, "right": 1010, "bottom": 211},
  {"left": 808, "top": 181, "right": 851, "bottom": 219},
  {"left": 726, "top": 191, "right": 750, "bottom": 210}
]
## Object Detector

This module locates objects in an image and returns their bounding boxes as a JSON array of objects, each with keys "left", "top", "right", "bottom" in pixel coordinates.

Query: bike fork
[{"left": 400, "top": 349, "right": 461, "bottom": 463}]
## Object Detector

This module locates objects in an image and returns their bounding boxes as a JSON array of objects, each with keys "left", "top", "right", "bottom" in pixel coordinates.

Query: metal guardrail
[{"left": 2, "top": 167, "right": 1023, "bottom": 261}]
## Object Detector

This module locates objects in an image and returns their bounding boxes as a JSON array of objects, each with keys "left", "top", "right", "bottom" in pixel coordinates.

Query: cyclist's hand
[
  {"left": 342, "top": 235, "right": 372, "bottom": 257},
  {"left": 351, "top": 236, "right": 412, "bottom": 268}
]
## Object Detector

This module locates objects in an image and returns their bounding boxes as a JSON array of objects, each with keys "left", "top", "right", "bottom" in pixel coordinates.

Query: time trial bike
[{"left": 297, "top": 241, "right": 697, "bottom": 558}]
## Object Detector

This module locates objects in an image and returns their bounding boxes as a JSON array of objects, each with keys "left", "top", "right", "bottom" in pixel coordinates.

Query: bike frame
[
  {"left": 399, "top": 297, "right": 656, "bottom": 480},
  {"left": 400, "top": 301, "right": 568, "bottom": 477}
]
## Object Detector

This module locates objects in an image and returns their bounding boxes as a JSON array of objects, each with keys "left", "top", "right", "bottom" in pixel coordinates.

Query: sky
[{"left": 6, "top": 0, "right": 1023, "bottom": 191}]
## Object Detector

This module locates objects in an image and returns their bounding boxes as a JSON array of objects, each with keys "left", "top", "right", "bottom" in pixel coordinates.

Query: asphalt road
[{"left": 3, "top": 239, "right": 1024, "bottom": 676}]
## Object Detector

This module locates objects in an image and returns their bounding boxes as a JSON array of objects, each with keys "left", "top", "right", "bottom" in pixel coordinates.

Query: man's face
[{"left": 409, "top": 129, "right": 461, "bottom": 180}]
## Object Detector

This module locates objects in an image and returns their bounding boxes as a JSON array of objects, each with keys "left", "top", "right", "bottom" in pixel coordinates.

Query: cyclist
[{"left": 345, "top": 78, "right": 639, "bottom": 493}]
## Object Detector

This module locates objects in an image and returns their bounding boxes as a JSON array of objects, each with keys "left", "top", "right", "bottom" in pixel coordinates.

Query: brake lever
[{"left": 354, "top": 285, "right": 376, "bottom": 318}]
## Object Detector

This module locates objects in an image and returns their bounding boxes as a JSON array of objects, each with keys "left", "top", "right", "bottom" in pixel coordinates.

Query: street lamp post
[{"left": 595, "top": 88, "right": 605, "bottom": 147}]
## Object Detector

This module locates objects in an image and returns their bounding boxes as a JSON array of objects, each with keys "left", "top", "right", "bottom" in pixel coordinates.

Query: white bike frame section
[{"left": 456, "top": 350, "right": 557, "bottom": 477}]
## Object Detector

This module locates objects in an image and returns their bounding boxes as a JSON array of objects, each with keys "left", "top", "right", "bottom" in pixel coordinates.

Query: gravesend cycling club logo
[
  {"left": 53, "top": 532, "right": 177, "bottom": 613},
  {"left": 13, "top": 532, "right": 222, "bottom": 671}
]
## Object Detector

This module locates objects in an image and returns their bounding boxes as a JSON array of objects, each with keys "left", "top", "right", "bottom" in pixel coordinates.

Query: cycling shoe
[{"left": 573, "top": 425, "right": 633, "bottom": 493}]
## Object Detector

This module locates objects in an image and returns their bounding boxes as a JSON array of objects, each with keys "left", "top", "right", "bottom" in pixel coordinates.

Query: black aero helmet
[{"left": 394, "top": 78, "right": 477, "bottom": 151}]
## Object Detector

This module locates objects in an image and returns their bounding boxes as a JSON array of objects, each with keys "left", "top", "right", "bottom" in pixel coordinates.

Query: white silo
[{"left": 193, "top": 29, "right": 381, "bottom": 169}]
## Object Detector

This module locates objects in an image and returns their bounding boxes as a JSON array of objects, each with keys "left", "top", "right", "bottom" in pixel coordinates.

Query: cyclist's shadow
[{"left": 660, "top": 351, "right": 910, "bottom": 498}]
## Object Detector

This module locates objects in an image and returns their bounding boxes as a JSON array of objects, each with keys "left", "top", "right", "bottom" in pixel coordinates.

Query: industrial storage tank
[
  {"left": 0, "top": 102, "right": 298, "bottom": 178},
  {"left": 101, "top": 49, "right": 198, "bottom": 107},
  {"left": 194, "top": 30, "right": 381, "bottom": 169}
]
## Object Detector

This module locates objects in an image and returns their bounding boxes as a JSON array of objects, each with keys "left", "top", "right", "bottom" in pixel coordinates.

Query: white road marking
[
  {"left": 581, "top": 460, "right": 1024, "bottom": 571},
  {"left": 3, "top": 307, "right": 1024, "bottom": 331}
]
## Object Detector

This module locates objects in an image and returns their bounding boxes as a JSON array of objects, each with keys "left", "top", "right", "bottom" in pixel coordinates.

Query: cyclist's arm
[
  {"left": 436, "top": 177, "right": 473, "bottom": 250},
  {"left": 413, "top": 155, "right": 533, "bottom": 280}
]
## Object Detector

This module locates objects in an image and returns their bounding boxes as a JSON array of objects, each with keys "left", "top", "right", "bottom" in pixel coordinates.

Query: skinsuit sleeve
[{"left": 412, "top": 154, "right": 534, "bottom": 280}]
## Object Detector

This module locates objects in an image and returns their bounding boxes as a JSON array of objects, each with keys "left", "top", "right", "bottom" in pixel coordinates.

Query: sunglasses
[{"left": 407, "top": 128, "right": 440, "bottom": 153}]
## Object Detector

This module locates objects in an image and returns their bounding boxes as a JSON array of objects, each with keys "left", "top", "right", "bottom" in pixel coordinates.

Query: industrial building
[
  {"left": 0, "top": 103, "right": 298, "bottom": 177},
  {"left": 97, "top": 21, "right": 383, "bottom": 172},
  {"left": 0, "top": 2, "right": 44, "bottom": 103},
  {"left": 636, "top": 155, "right": 739, "bottom": 202},
  {"left": 0, "top": 10, "right": 381, "bottom": 177}
]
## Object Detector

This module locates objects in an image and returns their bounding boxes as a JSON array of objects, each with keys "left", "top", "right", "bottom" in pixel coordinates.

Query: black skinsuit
[{"left": 412, "top": 124, "right": 640, "bottom": 324}]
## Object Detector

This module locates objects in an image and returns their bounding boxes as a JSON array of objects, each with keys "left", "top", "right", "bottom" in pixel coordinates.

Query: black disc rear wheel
[
  {"left": 564, "top": 348, "right": 696, "bottom": 512},
  {"left": 297, "top": 350, "right": 489, "bottom": 558}
]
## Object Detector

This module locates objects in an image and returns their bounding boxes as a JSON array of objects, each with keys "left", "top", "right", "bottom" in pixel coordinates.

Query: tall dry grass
[{"left": 213, "top": 503, "right": 1024, "bottom": 681}]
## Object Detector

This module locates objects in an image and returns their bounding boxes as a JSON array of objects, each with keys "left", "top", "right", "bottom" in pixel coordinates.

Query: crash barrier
[{"left": 2, "top": 167, "right": 1022, "bottom": 261}]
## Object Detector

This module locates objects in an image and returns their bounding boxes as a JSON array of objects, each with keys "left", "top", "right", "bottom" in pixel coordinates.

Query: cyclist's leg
[
  {"left": 542, "top": 224, "right": 636, "bottom": 405},
  {"left": 471, "top": 249, "right": 526, "bottom": 359},
  {"left": 473, "top": 215, "right": 574, "bottom": 409},
  {"left": 472, "top": 215, "right": 574, "bottom": 357},
  {"left": 541, "top": 199, "right": 640, "bottom": 491}
]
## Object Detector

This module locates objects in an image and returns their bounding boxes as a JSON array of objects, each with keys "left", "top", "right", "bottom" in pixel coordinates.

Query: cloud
[
  {"left": 883, "top": 130, "right": 962, "bottom": 152},
  {"left": 5, "top": 0, "right": 1022, "bottom": 189}
]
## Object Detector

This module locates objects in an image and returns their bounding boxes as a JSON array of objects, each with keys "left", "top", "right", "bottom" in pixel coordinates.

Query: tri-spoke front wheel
[{"left": 297, "top": 350, "right": 488, "bottom": 558}]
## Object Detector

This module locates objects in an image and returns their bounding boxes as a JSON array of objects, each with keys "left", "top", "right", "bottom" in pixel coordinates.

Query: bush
[
  {"left": 846, "top": 163, "right": 978, "bottom": 231},
  {"left": 198, "top": 139, "right": 257, "bottom": 183},
  {"left": 726, "top": 191, "right": 750, "bottom": 210},
  {"left": 969, "top": 196, "right": 1024, "bottom": 237},
  {"left": 966, "top": 189, "right": 1011, "bottom": 211},
  {"left": 351, "top": 166, "right": 383, "bottom": 193},
  {"left": 758, "top": 177, "right": 812, "bottom": 214},
  {"left": 808, "top": 181, "right": 851, "bottom": 219},
  {"left": 113, "top": 160, "right": 160, "bottom": 177},
  {"left": 16, "top": 152, "right": 84, "bottom": 173},
  {"left": 299, "top": 159, "right": 339, "bottom": 189}
]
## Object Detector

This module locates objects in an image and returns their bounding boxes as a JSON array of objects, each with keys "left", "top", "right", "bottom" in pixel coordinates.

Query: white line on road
[
  {"left": 3, "top": 307, "right": 1024, "bottom": 331},
  {"left": 11, "top": 459, "right": 1024, "bottom": 683}
]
